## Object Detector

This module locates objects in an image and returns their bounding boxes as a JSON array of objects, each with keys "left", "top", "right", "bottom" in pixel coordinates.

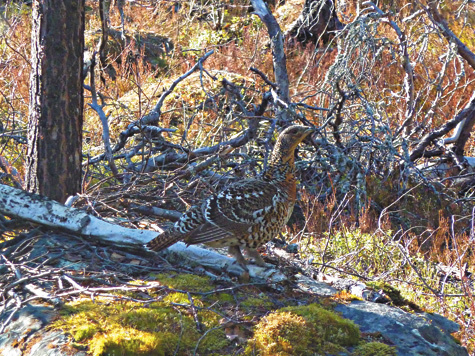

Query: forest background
[{"left": 1, "top": 0, "right": 475, "bottom": 354}]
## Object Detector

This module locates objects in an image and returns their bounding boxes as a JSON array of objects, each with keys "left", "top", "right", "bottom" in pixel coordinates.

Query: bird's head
[{"left": 270, "top": 125, "right": 314, "bottom": 165}]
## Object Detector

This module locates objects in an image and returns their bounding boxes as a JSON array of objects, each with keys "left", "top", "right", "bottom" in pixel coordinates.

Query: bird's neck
[{"left": 263, "top": 155, "right": 296, "bottom": 183}]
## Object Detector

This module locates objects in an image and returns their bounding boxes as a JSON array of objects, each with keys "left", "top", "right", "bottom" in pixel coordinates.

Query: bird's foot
[
  {"left": 230, "top": 258, "right": 249, "bottom": 273},
  {"left": 244, "top": 247, "right": 273, "bottom": 269}
]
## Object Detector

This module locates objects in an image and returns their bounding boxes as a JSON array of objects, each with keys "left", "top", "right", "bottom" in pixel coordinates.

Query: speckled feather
[{"left": 146, "top": 125, "right": 314, "bottom": 265}]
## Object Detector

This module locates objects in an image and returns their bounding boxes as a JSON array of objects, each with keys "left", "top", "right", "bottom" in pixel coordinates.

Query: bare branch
[
  {"left": 108, "top": 50, "right": 215, "bottom": 159},
  {"left": 364, "top": 1, "right": 415, "bottom": 137},
  {"left": 423, "top": 2, "right": 475, "bottom": 70},
  {"left": 85, "top": 53, "right": 119, "bottom": 176},
  {"left": 250, "top": 66, "right": 277, "bottom": 89},
  {"left": 135, "top": 50, "right": 214, "bottom": 127},
  {"left": 410, "top": 92, "right": 475, "bottom": 161},
  {"left": 250, "top": 0, "right": 290, "bottom": 121}
]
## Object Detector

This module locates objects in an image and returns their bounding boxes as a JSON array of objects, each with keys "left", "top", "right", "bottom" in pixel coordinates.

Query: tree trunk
[{"left": 26, "top": 0, "right": 85, "bottom": 203}]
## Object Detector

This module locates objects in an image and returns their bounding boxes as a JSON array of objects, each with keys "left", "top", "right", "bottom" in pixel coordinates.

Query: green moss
[
  {"left": 282, "top": 304, "right": 360, "bottom": 347},
  {"left": 195, "top": 327, "right": 230, "bottom": 353},
  {"left": 51, "top": 298, "right": 229, "bottom": 356},
  {"left": 215, "top": 293, "right": 234, "bottom": 303},
  {"left": 241, "top": 294, "right": 274, "bottom": 309},
  {"left": 245, "top": 303, "right": 360, "bottom": 355},
  {"left": 90, "top": 329, "right": 165, "bottom": 356},
  {"left": 162, "top": 292, "right": 202, "bottom": 305},
  {"left": 352, "top": 342, "right": 397, "bottom": 356},
  {"left": 152, "top": 273, "right": 214, "bottom": 292},
  {"left": 72, "top": 324, "right": 100, "bottom": 342},
  {"left": 245, "top": 311, "right": 311, "bottom": 356}
]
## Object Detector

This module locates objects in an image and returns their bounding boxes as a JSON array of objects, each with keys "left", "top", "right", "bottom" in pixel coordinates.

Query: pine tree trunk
[{"left": 26, "top": 0, "right": 85, "bottom": 203}]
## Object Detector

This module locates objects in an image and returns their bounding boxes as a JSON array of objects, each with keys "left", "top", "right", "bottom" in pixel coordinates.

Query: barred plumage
[{"left": 146, "top": 125, "right": 314, "bottom": 267}]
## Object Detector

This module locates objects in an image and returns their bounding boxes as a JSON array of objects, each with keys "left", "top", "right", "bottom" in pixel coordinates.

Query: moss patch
[
  {"left": 352, "top": 341, "right": 397, "bottom": 356},
  {"left": 245, "top": 303, "right": 360, "bottom": 355},
  {"left": 214, "top": 293, "right": 234, "bottom": 303},
  {"left": 51, "top": 298, "right": 229, "bottom": 356},
  {"left": 72, "top": 323, "right": 100, "bottom": 342},
  {"left": 241, "top": 294, "right": 274, "bottom": 309},
  {"left": 151, "top": 273, "right": 214, "bottom": 292}
]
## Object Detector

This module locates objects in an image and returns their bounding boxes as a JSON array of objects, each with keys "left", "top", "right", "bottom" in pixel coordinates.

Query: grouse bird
[{"left": 146, "top": 125, "right": 314, "bottom": 267}]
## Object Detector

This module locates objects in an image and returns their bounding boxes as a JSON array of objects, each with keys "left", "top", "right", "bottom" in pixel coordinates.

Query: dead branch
[
  {"left": 284, "top": 0, "right": 343, "bottom": 46},
  {"left": 250, "top": 66, "right": 277, "bottom": 89},
  {"left": 410, "top": 92, "right": 475, "bottom": 162},
  {"left": 129, "top": 204, "right": 182, "bottom": 221},
  {"left": 364, "top": 1, "right": 415, "bottom": 137},
  {"left": 86, "top": 50, "right": 214, "bottom": 165},
  {"left": 84, "top": 53, "right": 119, "bottom": 176},
  {"left": 0, "top": 184, "right": 159, "bottom": 249},
  {"left": 424, "top": 2, "right": 475, "bottom": 70},
  {"left": 327, "top": 81, "right": 347, "bottom": 147},
  {"left": 251, "top": 0, "right": 290, "bottom": 121}
]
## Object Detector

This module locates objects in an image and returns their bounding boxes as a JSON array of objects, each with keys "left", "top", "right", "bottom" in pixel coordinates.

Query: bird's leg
[
  {"left": 244, "top": 247, "right": 266, "bottom": 267},
  {"left": 228, "top": 245, "right": 249, "bottom": 271}
]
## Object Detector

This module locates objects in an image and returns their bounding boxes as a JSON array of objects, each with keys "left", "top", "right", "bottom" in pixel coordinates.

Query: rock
[
  {"left": 295, "top": 273, "right": 338, "bottom": 296},
  {"left": 27, "top": 331, "right": 79, "bottom": 356},
  {"left": 335, "top": 300, "right": 468, "bottom": 356},
  {"left": 285, "top": 243, "right": 299, "bottom": 253},
  {"left": 0, "top": 304, "right": 85, "bottom": 356}
]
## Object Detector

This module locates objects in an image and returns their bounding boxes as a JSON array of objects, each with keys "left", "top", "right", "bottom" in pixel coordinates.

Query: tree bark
[{"left": 26, "top": 0, "right": 85, "bottom": 203}]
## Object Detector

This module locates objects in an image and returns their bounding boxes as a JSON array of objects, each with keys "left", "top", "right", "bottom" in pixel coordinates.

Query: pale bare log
[
  {"left": 0, "top": 184, "right": 159, "bottom": 248},
  {"left": 166, "top": 242, "right": 287, "bottom": 282},
  {"left": 0, "top": 185, "right": 286, "bottom": 279}
]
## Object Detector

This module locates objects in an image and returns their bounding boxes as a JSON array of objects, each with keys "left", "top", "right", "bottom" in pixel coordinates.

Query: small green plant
[{"left": 352, "top": 341, "right": 397, "bottom": 356}]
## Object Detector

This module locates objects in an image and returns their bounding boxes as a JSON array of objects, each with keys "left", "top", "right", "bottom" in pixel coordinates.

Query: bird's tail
[{"left": 145, "top": 230, "right": 182, "bottom": 251}]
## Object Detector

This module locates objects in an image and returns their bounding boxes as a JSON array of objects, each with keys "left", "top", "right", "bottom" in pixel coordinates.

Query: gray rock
[
  {"left": 295, "top": 273, "right": 338, "bottom": 296},
  {"left": 335, "top": 300, "right": 468, "bottom": 356},
  {"left": 28, "top": 331, "right": 82, "bottom": 356},
  {"left": 285, "top": 243, "right": 299, "bottom": 253},
  {"left": 0, "top": 304, "right": 83, "bottom": 356}
]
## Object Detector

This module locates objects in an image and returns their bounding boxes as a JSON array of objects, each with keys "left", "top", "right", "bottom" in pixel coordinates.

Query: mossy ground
[
  {"left": 245, "top": 303, "right": 361, "bottom": 355},
  {"left": 49, "top": 272, "right": 382, "bottom": 356},
  {"left": 52, "top": 297, "right": 229, "bottom": 356},
  {"left": 151, "top": 272, "right": 215, "bottom": 292}
]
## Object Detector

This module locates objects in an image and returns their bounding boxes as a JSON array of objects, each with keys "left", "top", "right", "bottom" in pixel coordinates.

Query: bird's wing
[{"left": 184, "top": 179, "right": 280, "bottom": 244}]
